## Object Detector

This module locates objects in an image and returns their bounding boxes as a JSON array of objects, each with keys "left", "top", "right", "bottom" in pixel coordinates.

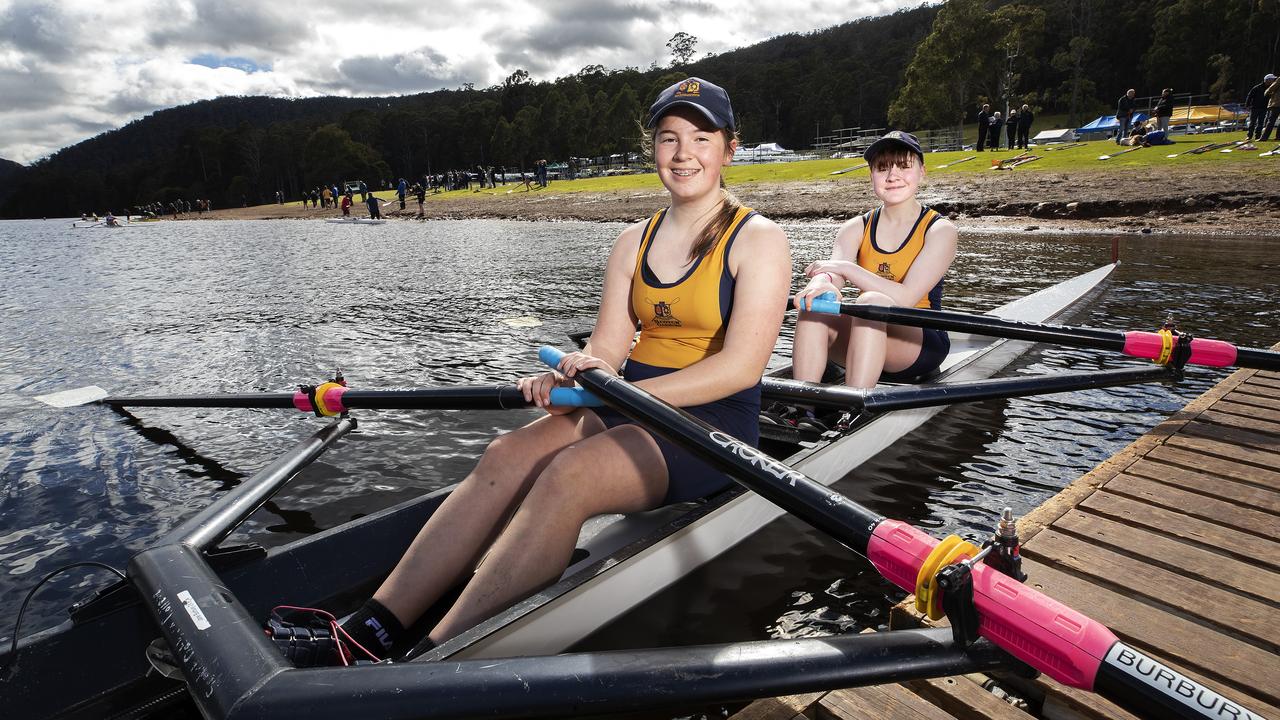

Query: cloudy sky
[{"left": 0, "top": 0, "right": 922, "bottom": 165}]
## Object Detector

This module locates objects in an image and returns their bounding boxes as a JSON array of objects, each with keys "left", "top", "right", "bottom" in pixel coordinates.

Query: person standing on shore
[
  {"left": 989, "top": 111, "right": 1003, "bottom": 150},
  {"left": 1116, "top": 88, "right": 1137, "bottom": 144},
  {"left": 1016, "top": 105, "right": 1034, "bottom": 149},
  {"left": 976, "top": 103, "right": 991, "bottom": 151},
  {"left": 764, "top": 130, "right": 955, "bottom": 432},
  {"left": 1005, "top": 109, "right": 1018, "bottom": 150},
  {"left": 1260, "top": 76, "right": 1280, "bottom": 141},
  {"left": 1245, "top": 74, "right": 1275, "bottom": 141},
  {"left": 288, "top": 77, "right": 789, "bottom": 663},
  {"left": 1153, "top": 89, "right": 1174, "bottom": 133},
  {"left": 365, "top": 192, "right": 382, "bottom": 220},
  {"left": 340, "top": 192, "right": 352, "bottom": 217}
]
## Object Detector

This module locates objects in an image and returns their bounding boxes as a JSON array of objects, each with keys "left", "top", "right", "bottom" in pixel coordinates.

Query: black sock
[{"left": 340, "top": 598, "right": 405, "bottom": 657}]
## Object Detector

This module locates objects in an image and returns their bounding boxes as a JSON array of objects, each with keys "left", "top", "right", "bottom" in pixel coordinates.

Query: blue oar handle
[
  {"left": 538, "top": 346, "right": 603, "bottom": 407},
  {"left": 806, "top": 291, "right": 842, "bottom": 314},
  {"left": 547, "top": 387, "right": 601, "bottom": 407}
]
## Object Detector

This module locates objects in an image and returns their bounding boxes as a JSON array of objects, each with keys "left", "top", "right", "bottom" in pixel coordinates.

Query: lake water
[{"left": 0, "top": 217, "right": 1276, "bottom": 655}]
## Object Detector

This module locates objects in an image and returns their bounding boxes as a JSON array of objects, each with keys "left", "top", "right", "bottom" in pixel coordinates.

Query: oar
[
  {"left": 33, "top": 384, "right": 601, "bottom": 412},
  {"left": 1166, "top": 142, "right": 1213, "bottom": 158},
  {"left": 829, "top": 162, "right": 868, "bottom": 175},
  {"left": 761, "top": 365, "right": 1174, "bottom": 413},
  {"left": 803, "top": 295, "right": 1280, "bottom": 371},
  {"left": 1260, "top": 144, "right": 1280, "bottom": 157},
  {"left": 936, "top": 155, "right": 976, "bottom": 169},
  {"left": 1098, "top": 146, "right": 1142, "bottom": 160},
  {"left": 539, "top": 346, "right": 1260, "bottom": 720}
]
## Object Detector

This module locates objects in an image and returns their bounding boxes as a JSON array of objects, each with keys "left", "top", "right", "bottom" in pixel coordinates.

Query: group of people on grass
[
  {"left": 271, "top": 77, "right": 958, "bottom": 664},
  {"left": 976, "top": 103, "right": 1034, "bottom": 151},
  {"left": 1246, "top": 73, "right": 1280, "bottom": 142}
]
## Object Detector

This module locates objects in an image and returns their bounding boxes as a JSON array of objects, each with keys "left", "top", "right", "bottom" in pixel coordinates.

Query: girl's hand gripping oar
[
  {"left": 802, "top": 293, "right": 1280, "bottom": 372},
  {"left": 539, "top": 344, "right": 1267, "bottom": 720}
]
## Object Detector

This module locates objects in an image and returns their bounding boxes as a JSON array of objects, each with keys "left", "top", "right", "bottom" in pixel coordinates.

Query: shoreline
[{"left": 198, "top": 162, "right": 1280, "bottom": 237}]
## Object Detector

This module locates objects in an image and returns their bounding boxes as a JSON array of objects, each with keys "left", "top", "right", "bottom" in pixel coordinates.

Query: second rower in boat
[
  {"left": 763, "top": 131, "right": 956, "bottom": 432},
  {"left": 320, "top": 77, "right": 790, "bottom": 662}
]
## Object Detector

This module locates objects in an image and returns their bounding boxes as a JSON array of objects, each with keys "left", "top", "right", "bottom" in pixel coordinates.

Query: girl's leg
[
  {"left": 371, "top": 410, "right": 607, "bottom": 627},
  {"left": 791, "top": 311, "right": 850, "bottom": 383},
  {"left": 842, "top": 292, "right": 925, "bottom": 388},
  {"left": 429, "top": 425, "right": 668, "bottom": 642}
]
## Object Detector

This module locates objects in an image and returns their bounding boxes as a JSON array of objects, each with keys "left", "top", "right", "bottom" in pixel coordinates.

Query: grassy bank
[{"left": 381, "top": 132, "right": 1271, "bottom": 204}]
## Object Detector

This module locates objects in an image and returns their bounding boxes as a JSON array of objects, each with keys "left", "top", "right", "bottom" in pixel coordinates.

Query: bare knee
[
  {"left": 855, "top": 291, "right": 893, "bottom": 307},
  {"left": 520, "top": 449, "right": 597, "bottom": 520},
  {"left": 471, "top": 430, "right": 540, "bottom": 495}
]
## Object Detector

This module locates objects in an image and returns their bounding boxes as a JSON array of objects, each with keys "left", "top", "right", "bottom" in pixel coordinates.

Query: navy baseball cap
[
  {"left": 863, "top": 131, "right": 924, "bottom": 162},
  {"left": 646, "top": 77, "right": 735, "bottom": 131}
]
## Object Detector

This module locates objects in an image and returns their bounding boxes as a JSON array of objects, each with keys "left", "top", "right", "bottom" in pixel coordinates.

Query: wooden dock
[{"left": 733, "top": 357, "right": 1279, "bottom": 720}]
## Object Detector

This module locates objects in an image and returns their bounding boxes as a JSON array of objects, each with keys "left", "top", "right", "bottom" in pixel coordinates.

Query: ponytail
[{"left": 687, "top": 182, "right": 742, "bottom": 262}]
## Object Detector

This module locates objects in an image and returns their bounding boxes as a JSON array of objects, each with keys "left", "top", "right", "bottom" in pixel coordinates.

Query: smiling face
[
  {"left": 868, "top": 146, "right": 924, "bottom": 205},
  {"left": 653, "top": 108, "right": 736, "bottom": 202}
]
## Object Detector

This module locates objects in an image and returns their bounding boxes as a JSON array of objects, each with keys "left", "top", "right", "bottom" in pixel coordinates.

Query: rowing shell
[
  {"left": 2, "top": 264, "right": 1114, "bottom": 718},
  {"left": 433, "top": 262, "right": 1116, "bottom": 661}
]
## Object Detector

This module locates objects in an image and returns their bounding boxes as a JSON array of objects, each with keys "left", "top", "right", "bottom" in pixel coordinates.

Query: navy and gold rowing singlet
[
  {"left": 592, "top": 205, "right": 761, "bottom": 505},
  {"left": 629, "top": 205, "right": 757, "bottom": 368},
  {"left": 858, "top": 206, "right": 944, "bottom": 309}
]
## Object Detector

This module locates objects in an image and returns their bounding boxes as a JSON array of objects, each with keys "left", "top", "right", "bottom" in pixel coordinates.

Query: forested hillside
[{"left": 4, "top": 0, "right": 1277, "bottom": 219}]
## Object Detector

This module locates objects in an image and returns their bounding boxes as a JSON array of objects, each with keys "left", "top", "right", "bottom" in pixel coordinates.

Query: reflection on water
[{"left": 0, "top": 218, "right": 1275, "bottom": 649}]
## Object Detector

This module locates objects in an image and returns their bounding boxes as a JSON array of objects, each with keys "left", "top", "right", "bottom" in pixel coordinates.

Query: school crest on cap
[{"left": 675, "top": 80, "right": 701, "bottom": 97}]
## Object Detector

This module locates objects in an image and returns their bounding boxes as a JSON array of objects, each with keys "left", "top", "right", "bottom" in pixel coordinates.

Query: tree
[
  {"left": 1207, "top": 53, "right": 1233, "bottom": 105},
  {"left": 667, "top": 32, "right": 698, "bottom": 67},
  {"left": 888, "top": 0, "right": 992, "bottom": 130},
  {"left": 490, "top": 117, "right": 515, "bottom": 165},
  {"left": 302, "top": 125, "right": 381, "bottom": 186}
]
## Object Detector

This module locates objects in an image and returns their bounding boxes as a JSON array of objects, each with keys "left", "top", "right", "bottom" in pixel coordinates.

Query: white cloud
[{"left": 0, "top": 0, "right": 923, "bottom": 164}]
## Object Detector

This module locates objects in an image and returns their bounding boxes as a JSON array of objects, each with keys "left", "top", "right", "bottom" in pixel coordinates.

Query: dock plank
[
  {"left": 732, "top": 692, "right": 826, "bottom": 720},
  {"left": 1050, "top": 509, "right": 1279, "bottom": 604},
  {"left": 819, "top": 683, "right": 956, "bottom": 720},
  {"left": 1242, "top": 375, "right": 1280, "bottom": 390},
  {"left": 1197, "top": 408, "right": 1280, "bottom": 436},
  {"left": 1018, "top": 559, "right": 1280, "bottom": 710},
  {"left": 1105, "top": 473, "right": 1276, "bottom": 537},
  {"left": 1079, "top": 490, "right": 1280, "bottom": 571},
  {"left": 1022, "top": 529, "right": 1280, "bottom": 649},
  {"left": 1226, "top": 390, "right": 1280, "bottom": 411},
  {"left": 1123, "top": 457, "right": 1280, "bottom": 511},
  {"left": 1182, "top": 419, "right": 1280, "bottom": 452},
  {"left": 1145, "top": 444, "right": 1280, "bottom": 491},
  {"left": 1209, "top": 399, "right": 1280, "bottom": 424},
  {"left": 901, "top": 676, "right": 1030, "bottom": 720},
  {"left": 1164, "top": 432, "right": 1280, "bottom": 473}
]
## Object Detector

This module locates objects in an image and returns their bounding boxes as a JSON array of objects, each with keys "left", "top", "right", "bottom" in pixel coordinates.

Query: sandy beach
[{"left": 200, "top": 161, "right": 1280, "bottom": 237}]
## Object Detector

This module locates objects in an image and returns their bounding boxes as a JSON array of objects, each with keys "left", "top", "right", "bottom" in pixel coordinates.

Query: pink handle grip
[
  {"left": 1122, "top": 332, "right": 1238, "bottom": 367},
  {"left": 868, "top": 520, "right": 1117, "bottom": 689},
  {"left": 290, "top": 386, "right": 348, "bottom": 414}
]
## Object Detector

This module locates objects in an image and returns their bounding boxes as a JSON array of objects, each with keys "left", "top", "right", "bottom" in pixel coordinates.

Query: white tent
[{"left": 1032, "top": 128, "right": 1076, "bottom": 143}]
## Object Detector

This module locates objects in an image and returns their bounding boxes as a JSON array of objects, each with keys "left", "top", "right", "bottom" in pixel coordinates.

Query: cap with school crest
[
  {"left": 646, "top": 77, "right": 735, "bottom": 131},
  {"left": 863, "top": 130, "right": 925, "bottom": 162}
]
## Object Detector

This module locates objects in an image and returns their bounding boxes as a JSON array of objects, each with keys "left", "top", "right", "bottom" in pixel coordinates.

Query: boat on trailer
[{"left": 3, "top": 264, "right": 1118, "bottom": 718}]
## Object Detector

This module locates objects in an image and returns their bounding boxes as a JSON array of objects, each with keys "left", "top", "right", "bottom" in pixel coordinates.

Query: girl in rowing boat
[
  {"left": 764, "top": 131, "right": 956, "bottom": 432},
  {"left": 323, "top": 77, "right": 790, "bottom": 661}
]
